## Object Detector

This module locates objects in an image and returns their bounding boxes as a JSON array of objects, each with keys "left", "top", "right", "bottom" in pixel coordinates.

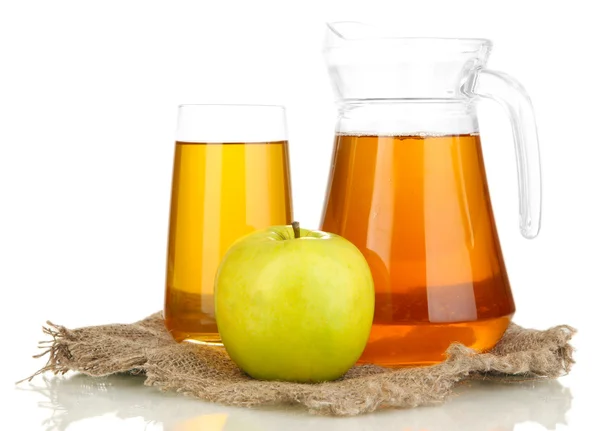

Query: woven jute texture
[{"left": 25, "top": 313, "right": 575, "bottom": 416}]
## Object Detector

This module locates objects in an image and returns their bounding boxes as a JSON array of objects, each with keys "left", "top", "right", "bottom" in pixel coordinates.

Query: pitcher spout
[{"left": 324, "top": 22, "right": 492, "bottom": 101}]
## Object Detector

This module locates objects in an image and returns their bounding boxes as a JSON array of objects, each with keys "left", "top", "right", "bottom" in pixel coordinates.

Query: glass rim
[
  {"left": 178, "top": 103, "right": 286, "bottom": 110},
  {"left": 176, "top": 103, "right": 287, "bottom": 143}
]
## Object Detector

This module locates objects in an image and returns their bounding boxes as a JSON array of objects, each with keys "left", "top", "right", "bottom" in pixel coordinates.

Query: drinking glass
[{"left": 164, "top": 104, "right": 293, "bottom": 344}]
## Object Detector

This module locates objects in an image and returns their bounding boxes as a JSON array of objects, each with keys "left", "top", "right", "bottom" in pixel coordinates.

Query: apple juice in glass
[{"left": 164, "top": 105, "right": 293, "bottom": 344}]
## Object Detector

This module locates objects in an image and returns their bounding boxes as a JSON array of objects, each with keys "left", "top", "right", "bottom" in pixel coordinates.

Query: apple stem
[{"left": 292, "top": 221, "right": 301, "bottom": 239}]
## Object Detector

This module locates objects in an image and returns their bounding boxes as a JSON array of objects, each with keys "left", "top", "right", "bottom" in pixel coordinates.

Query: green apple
[{"left": 214, "top": 222, "right": 374, "bottom": 383}]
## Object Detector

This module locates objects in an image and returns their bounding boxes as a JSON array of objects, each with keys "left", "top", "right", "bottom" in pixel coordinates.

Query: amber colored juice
[
  {"left": 164, "top": 141, "right": 292, "bottom": 344},
  {"left": 322, "top": 134, "right": 515, "bottom": 366}
]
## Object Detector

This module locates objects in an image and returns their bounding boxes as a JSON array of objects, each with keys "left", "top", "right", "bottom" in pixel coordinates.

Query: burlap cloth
[{"left": 25, "top": 313, "right": 575, "bottom": 416}]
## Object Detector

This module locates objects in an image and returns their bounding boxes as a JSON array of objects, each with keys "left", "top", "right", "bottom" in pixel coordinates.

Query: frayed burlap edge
[{"left": 21, "top": 313, "right": 575, "bottom": 416}]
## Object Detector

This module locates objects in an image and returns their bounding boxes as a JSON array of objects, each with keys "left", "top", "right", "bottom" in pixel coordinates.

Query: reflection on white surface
[{"left": 17, "top": 373, "right": 572, "bottom": 431}]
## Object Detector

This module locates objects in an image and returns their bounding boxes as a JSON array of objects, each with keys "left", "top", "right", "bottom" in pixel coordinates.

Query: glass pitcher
[{"left": 320, "top": 22, "right": 541, "bottom": 366}]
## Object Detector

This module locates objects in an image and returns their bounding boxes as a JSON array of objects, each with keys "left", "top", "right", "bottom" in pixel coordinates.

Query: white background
[{"left": 1, "top": 1, "right": 598, "bottom": 430}]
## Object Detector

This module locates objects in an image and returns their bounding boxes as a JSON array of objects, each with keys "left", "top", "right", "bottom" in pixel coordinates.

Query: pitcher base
[{"left": 358, "top": 315, "right": 512, "bottom": 367}]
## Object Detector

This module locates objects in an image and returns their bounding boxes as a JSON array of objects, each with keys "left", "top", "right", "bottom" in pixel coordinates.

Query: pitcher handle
[{"left": 464, "top": 69, "right": 542, "bottom": 239}]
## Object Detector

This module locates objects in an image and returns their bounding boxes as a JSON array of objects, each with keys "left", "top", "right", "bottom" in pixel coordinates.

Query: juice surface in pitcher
[
  {"left": 322, "top": 134, "right": 515, "bottom": 366},
  {"left": 165, "top": 141, "right": 292, "bottom": 344}
]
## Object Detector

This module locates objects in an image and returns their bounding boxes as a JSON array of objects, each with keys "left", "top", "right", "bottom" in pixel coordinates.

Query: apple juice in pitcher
[
  {"left": 322, "top": 133, "right": 514, "bottom": 365},
  {"left": 321, "top": 23, "right": 541, "bottom": 365},
  {"left": 164, "top": 105, "right": 292, "bottom": 344}
]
